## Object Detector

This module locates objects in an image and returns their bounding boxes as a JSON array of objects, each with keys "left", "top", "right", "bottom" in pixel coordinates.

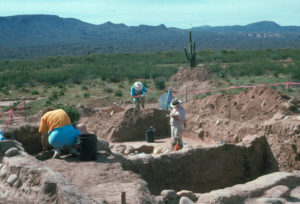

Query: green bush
[
  {"left": 50, "top": 90, "right": 58, "bottom": 99},
  {"left": 59, "top": 90, "right": 65, "bottom": 96},
  {"left": 154, "top": 79, "right": 166, "bottom": 90},
  {"left": 81, "top": 85, "right": 88, "bottom": 90},
  {"left": 83, "top": 92, "right": 90, "bottom": 98},
  {"left": 31, "top": 90, "right": 39, "bottom": 95},
  {"left": 104, "top": 87, "right": 113, "bottom": 93},
  {"left": 54, "top": 104, "right": 80, "bottom": 123},
  {"left": 115, "top": 90, "right": 123, "bottom": 97},
  {"left": 118, "top": 83, "right": 125, "bottom": 88}
]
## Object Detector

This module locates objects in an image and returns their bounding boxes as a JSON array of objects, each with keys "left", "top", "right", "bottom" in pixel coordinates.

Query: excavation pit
[{"left": 122, "top": 135, "right": 278, "bottom": 195}]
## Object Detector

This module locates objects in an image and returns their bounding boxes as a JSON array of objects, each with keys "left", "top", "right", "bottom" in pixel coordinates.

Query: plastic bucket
[
  {"left": 145, "top": 129, "right": 155, "bottom": 143},
  {"left": 78, "top": 134, "right": 98, "bottom": 161}
]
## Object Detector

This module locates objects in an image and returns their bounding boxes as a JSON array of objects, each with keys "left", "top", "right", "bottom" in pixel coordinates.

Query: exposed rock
[
  {"left": 5, "top": 147, "right": 20, "bottom": 157},
  {"left": 161, "top": 189, "right": 177, "bottom": 199},
  {"left": 0, "top": 140, "right": 24, "bottom": 154},
  {"left": 7, "top": 174, "right": 18, "bottom": 186},
  {"left": 177, "top": 190, "right": 197, "bottom": 201},
  {"left": 261, "top": 100, "right": 267, "bottom": 107},
  {"left": 153, "top": 147, "right": 163, "bottom": 155},
  {"left": 273, "top": 113, "right": 285, "bottom": 120},
  {"left": 179, "top": 196, "right": 195, "bottom": 204},
  {"left": 124, "top": 146, "right": 135, "bottom": 155},
  {"left": 240, "top": 134, "right": 258, "bottom": 144},
  {"left": 196, "top": 172, "right": 299, "bottom": 204},
  {"left": 112, "top": 144, "right": 126, "bottom": 154},
  {"left": 156, "top": 196, "right": 166, "bottom": 204},
  {"left": 264, "top": 185, "right": 290, "bottom": 198},
  {"left": 0, "top": 166, "right": 7, "bottom": 178},
  {"left": 0, "top": 151, "right": 98, "bottom": 204},
  {"left": 290, "top": 186, "right": 300, "bottom": 198},
  {"left": 196, "top": 128, "right": 204, "bottom": 138}
]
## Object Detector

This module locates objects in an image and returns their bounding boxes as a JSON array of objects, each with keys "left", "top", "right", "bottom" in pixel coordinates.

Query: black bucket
[
  {"left": 77, "top": 134, "right": 98, "bottom": 161},
  {"left": 145, "top": 128, "right": 155, "bottom": 143}
]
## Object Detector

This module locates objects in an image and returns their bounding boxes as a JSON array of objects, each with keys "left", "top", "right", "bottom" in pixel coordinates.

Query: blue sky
[{"left": 1, "top": 0, "right": 300, "bottom": 28}]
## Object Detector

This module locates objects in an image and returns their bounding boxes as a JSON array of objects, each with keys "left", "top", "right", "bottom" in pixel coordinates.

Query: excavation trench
[
  {"left": 122, "top": 135, "right": 278, "bottom": 195},
  {"left": 2, "top": 124, "right": 279, "bottom": 202}
]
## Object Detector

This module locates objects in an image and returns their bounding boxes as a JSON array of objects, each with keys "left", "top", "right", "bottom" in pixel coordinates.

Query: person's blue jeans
[{"left": 48, "top": 124, "right": 81, "bottom": 149}]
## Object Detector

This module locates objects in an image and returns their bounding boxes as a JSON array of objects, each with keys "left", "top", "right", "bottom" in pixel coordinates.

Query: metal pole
[
  {"left": 229, "top": 88, "right": 231, "bottom": 120},
  {"left": 185, "top": 85, "right": 187, "bottom": 102}
]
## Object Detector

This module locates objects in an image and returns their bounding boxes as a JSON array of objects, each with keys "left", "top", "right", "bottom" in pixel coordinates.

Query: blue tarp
[{"left": 158, "top": 87, "right": 174, "bottom": 110}]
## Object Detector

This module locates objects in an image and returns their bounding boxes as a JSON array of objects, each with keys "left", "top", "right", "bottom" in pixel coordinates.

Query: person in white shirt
[{"left": 169, "top": 98, "right": 186, "bottom": 150}]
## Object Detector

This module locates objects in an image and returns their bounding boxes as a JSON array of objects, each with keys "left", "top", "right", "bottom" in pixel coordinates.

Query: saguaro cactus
[{"left": 184, "top": 31, "right": 197, "bottom": 68}]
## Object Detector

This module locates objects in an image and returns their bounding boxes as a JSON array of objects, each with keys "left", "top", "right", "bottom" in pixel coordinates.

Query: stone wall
[{"left": 0, "top": 140, "right": 99, "bottom": 204}]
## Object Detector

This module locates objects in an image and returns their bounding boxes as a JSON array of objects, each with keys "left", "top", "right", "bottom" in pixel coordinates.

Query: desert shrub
[
  {"left": 50, "top": 90, "right": 58, "bottom": 99},
  {"left": 83, "top": 92, "right": 90, "bottom": 98},
  {"left": 31, "top": 90, "right": 39, "bottom": 95},
  {"left": 59, "top": 90, "right": 65, "bottom": 96},
  {"left": 81, "top": 85, "right": 88, "bottom": 90},
  {"left": 54, "top": 104, "right": 80, "bottom": 123},
  {"left": 115, "top": 90, "right": 123, "bottom": 97},
  {"left": 154, "top": 78, "right": 166, "bottom": 90},
  {"left": 104, "top": 87, "right": 113, "bottom": 93},
  {"left": 46, "top": 100, "right": 52, "bottom": 105}
]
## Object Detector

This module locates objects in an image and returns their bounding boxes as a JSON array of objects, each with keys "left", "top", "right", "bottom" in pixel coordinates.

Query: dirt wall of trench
[
  {"left": 123, "top": 135, "right": 278, "bottom": 195},
  {"left": 4, "top": 124, "right": 42, "bottom": 154}
]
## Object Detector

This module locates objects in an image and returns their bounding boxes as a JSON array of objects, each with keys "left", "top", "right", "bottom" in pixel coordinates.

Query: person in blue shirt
[{"left": 130, "top": 81, "right": 147, "bottom": 109}]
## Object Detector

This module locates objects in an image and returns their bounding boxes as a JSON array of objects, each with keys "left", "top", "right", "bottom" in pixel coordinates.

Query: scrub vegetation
[{"left": 0, "top": 48, "right": 300, "bottom": 116}]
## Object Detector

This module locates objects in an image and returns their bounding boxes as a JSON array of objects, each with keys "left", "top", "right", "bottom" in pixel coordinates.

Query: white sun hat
[
  {"left": 133, "top": 81, "right": 143, "bottom": 91},
  {"left": 170, "top": 98, "right": 182, "bottom": 108}
]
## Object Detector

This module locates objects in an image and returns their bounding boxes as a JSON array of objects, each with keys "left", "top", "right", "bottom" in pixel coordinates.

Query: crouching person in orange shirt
[{"left": 39, "top": 109, "right": 81, "bottom": 159}]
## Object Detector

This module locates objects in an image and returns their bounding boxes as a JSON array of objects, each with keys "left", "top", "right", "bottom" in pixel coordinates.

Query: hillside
[{"left": 1, "top": 15, "right": 300, "bottom": 59}]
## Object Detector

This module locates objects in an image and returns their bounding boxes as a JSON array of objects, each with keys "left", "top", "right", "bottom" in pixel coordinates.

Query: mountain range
[{"left": 0, "top": 14, "right": 300, "bottom": 59}]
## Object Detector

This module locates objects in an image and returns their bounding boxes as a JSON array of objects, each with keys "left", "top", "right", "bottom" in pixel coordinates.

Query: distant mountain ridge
[
  {"left": 0, "top": 15, "right": 300, "bottom": 59},
  {"left": 192, "top": 21, "right": 300, "bottom": 33}
]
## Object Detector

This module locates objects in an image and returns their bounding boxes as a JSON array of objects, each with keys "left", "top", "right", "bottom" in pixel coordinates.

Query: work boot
[{"left": 53, "top": 149, "right": 61, "bottom": 159}]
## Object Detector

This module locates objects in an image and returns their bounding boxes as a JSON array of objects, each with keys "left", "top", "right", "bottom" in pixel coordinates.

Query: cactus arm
[{"left": 184, "top": 47, "right": 191, "bottom": 60}]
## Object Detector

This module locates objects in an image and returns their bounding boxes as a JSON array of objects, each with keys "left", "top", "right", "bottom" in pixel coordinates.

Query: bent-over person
[{"left": 39, "top": 108, "right": 81, "bottom": 158}]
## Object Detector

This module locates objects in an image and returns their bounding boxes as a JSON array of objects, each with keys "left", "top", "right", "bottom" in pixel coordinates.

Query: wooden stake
[{"left": 121, "top": 192, "right": 126, "bottom": 204}]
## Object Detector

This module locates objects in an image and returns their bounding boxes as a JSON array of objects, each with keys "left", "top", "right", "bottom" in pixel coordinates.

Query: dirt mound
[
  {"left": 185, "top": 87, "right": 286, "bottom": 121},
  {"left": 87, "top": 106, "right": 169, "bottom": 142},
  {"left": 183, "top": 86, "right": 300, "bottom": 171},
  {"left": 183, "top": 87, "right": 286, "bottom": 141},
  {"left": 171, "top": 67, "right": 210, "bottom": 82}
]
